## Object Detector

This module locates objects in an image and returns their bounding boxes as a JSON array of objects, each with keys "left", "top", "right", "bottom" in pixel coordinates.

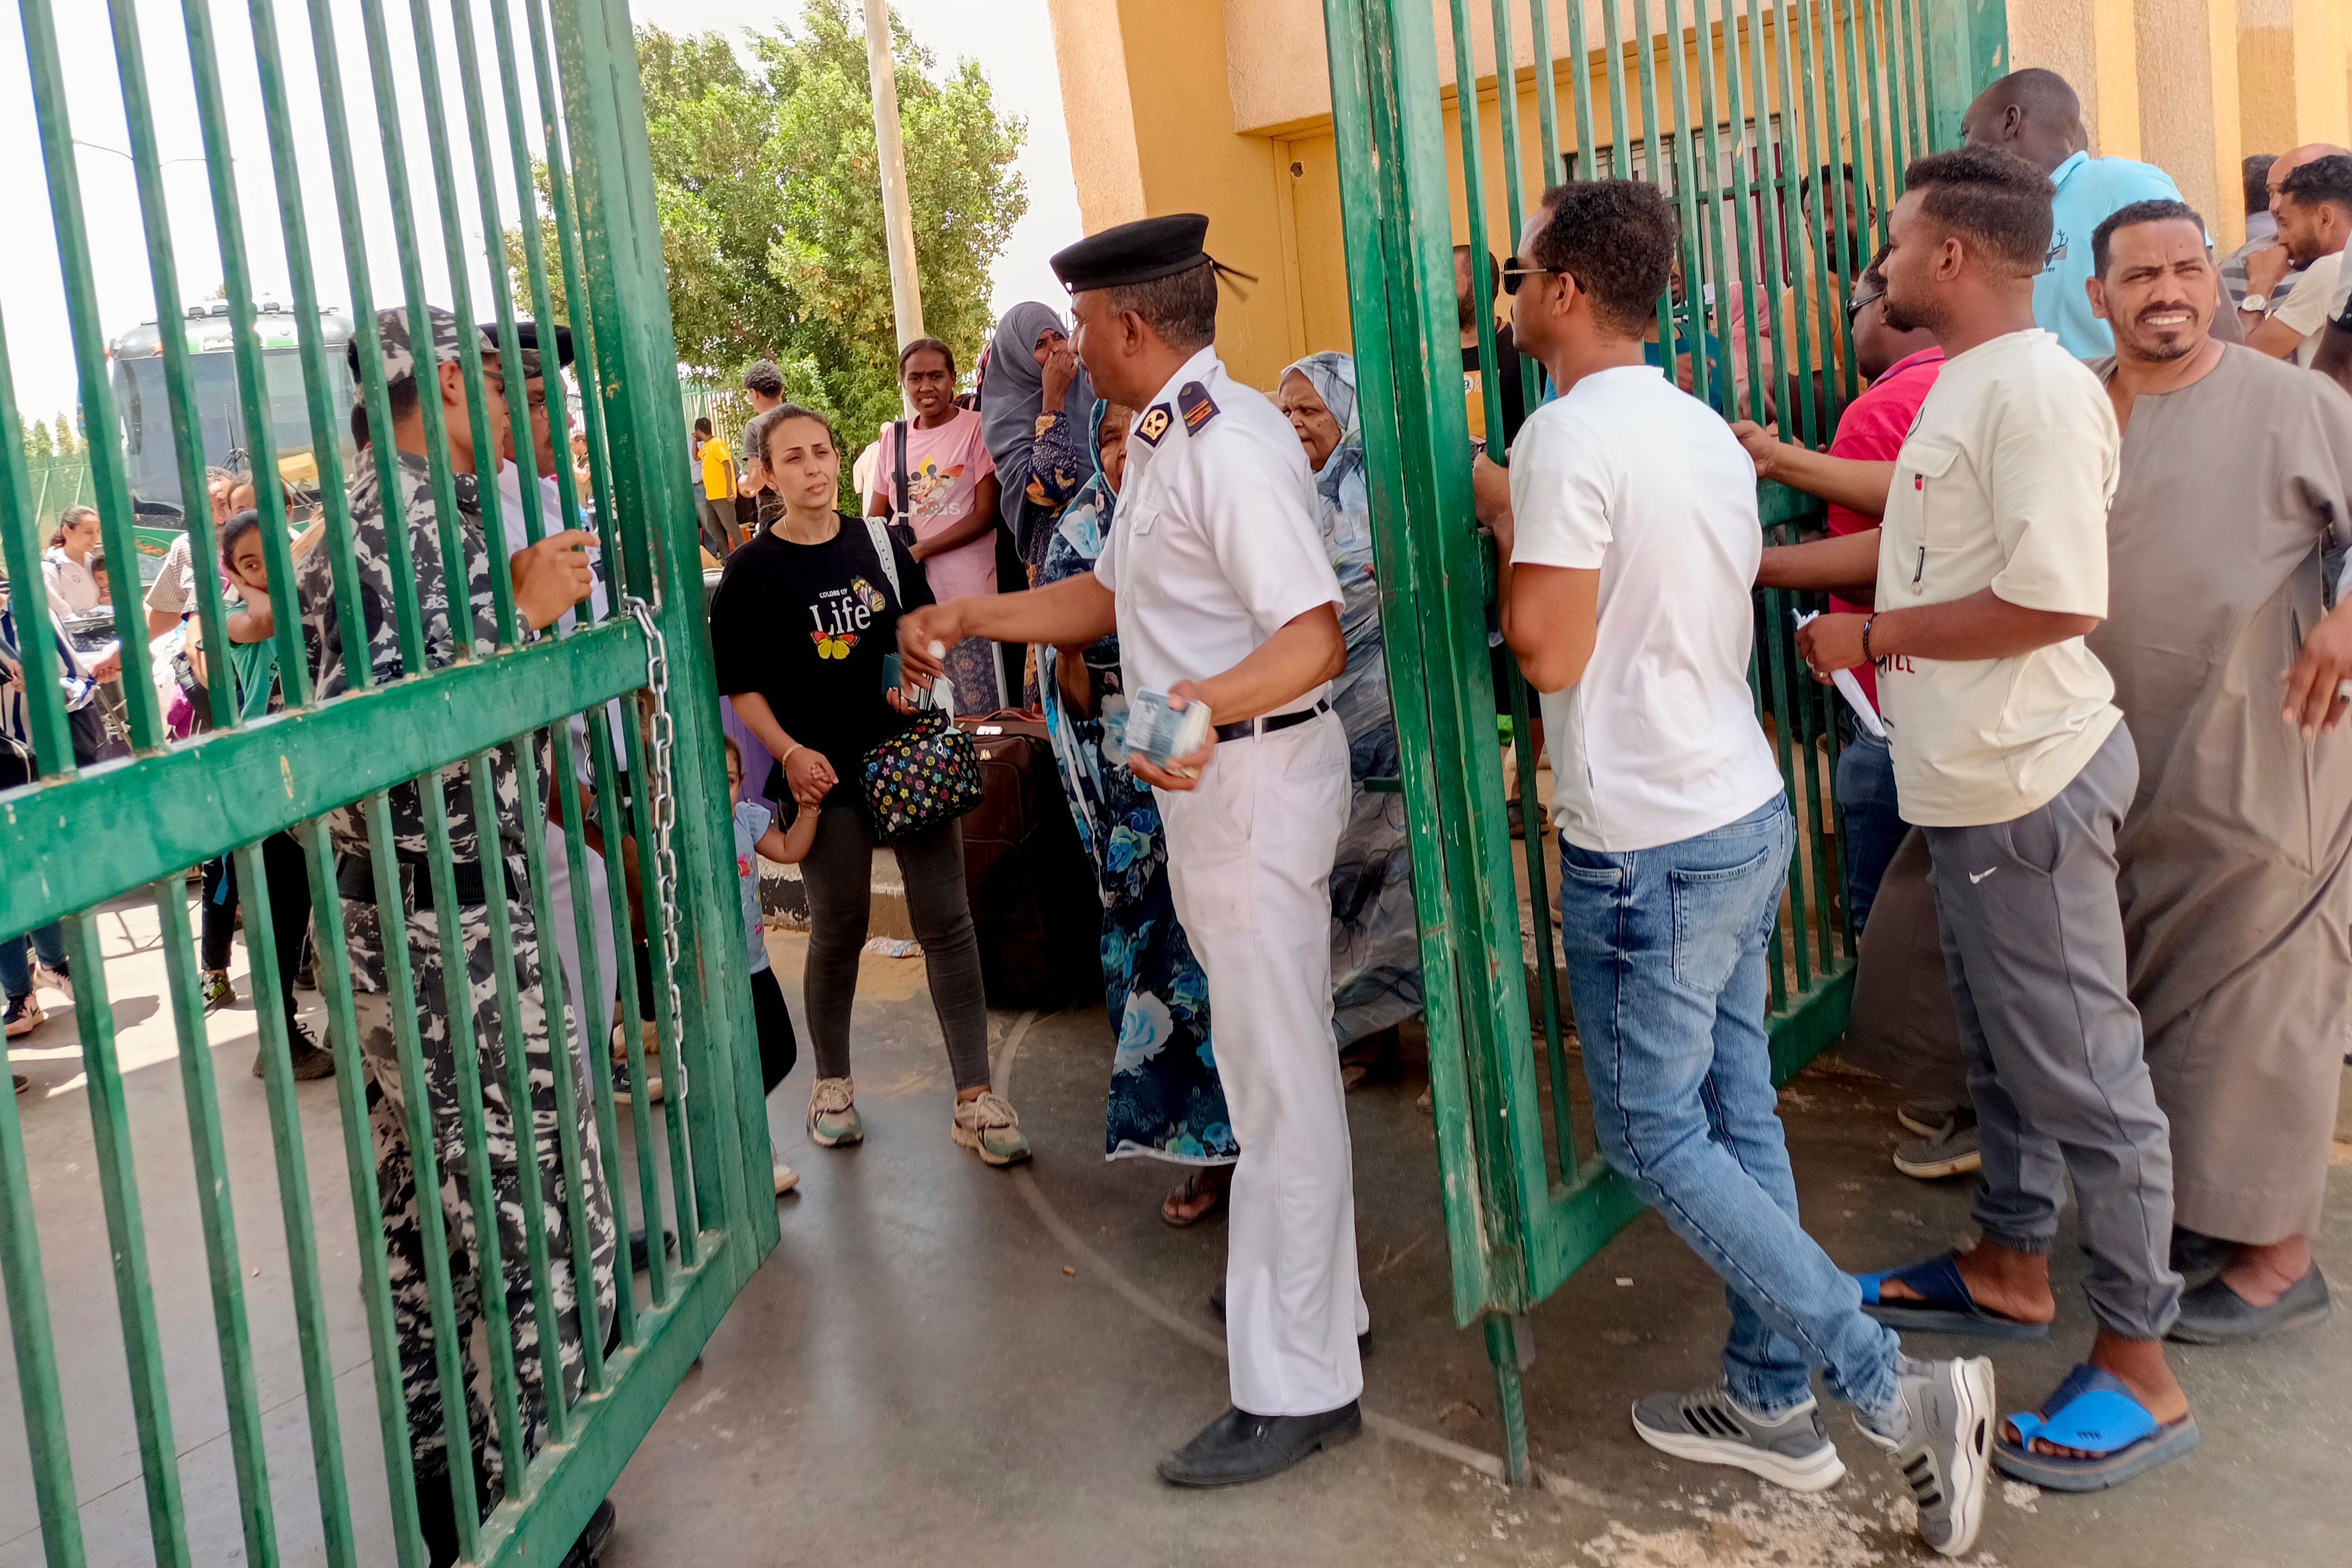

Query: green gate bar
[
  {"left": 1320, "top": 0, "right": 2008, "bottom": 1482},
  {"left": 0, "top": 1, "right": 775, "bottom": 1564}
]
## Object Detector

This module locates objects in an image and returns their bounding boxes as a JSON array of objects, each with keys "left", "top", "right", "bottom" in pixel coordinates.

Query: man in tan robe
[
  {"left": 2086, "top": 198, "right": 2352, "bottom": 1342},
  {"left": 1773, "top": 198, "right": 2352, "bottom": 1350}
]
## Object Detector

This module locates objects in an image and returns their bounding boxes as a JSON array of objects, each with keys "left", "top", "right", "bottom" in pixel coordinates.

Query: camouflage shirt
[{"left": 300, "top": 448, "right": 534, "bottom": 868}]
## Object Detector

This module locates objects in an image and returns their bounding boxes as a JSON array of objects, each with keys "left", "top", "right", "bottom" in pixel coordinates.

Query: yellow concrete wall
[{"left": 1049, "top": 0, "right": 2344, "bottom": 386}]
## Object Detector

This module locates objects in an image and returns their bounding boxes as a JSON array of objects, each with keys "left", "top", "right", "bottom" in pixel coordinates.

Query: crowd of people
[{"left": 8, "top": 50, "right": 2352, "bottom": 1563}]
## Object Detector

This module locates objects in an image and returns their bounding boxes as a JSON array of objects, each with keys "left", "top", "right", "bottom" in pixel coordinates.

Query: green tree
[
  {"left": 51, "top": 410, "right": 79, "bottom": 457},
  {"left": 511, "top": 0, "right": 1027, "bottom": 479},
  {"left": 23, "top": 420, "right": 53, "bottom": 460}
]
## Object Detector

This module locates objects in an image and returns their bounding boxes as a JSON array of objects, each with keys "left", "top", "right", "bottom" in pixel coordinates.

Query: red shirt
[{"left": 1824, "top": 346, "right": 1944, "bottom": 703}]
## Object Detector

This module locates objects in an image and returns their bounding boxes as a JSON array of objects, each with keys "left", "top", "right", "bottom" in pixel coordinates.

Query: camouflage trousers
[{"left": 342, "top": 874, "right": 619, "bottom": 1498}]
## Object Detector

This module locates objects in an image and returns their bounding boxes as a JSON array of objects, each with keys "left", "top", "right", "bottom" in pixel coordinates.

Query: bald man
[
  {"left": 1962, "top": 67, "right": 2187, "bottom": 356},
  {"left": 2239, "top": 145, "right": 2352, "bottom": 358}
]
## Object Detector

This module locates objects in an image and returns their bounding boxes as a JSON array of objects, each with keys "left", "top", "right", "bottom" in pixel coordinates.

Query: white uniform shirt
[
  {"left": 1873, "top": 330, "right": 2121, "bottom": 827},
  {"left": 1507, "top": 364, "right": 1782, "bottom": 852},
  {"left": 1094, "top": 344, "right": 1341, "bottom": 705}
]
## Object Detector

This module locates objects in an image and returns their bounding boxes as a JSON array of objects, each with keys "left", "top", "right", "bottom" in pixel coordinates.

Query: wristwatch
[{"left": 2242, "top": 292, "right": 2270, "bottom": 313}]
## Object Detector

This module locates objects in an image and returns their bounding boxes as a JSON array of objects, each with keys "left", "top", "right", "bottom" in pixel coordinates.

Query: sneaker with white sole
[
  {"left": 3, "top": 994, "right": 44, "bottom": 1039},
  {"left": 807, "top": 1076, "right": 863, "bottom": 1147},
  {"left": 949, "top": 1090, "right": 1032, "bottom": 1167},
  {"left": 32, "top": 960, "right": 70, "bottom": 1001},
  {"left": 1631, "top": 1383, "right": 1847, "bottom": 1492},
  {"left": 773, "top": 1158, "right": 799, "bottom": 1195},
  {"left": 1855, "top": 1354, "right": 1994, "bottom": 1559}
]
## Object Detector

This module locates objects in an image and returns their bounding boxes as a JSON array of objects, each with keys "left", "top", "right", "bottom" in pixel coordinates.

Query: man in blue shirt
[{"left": 1962, "top": 68, "right": 2185, "bottom": 356}]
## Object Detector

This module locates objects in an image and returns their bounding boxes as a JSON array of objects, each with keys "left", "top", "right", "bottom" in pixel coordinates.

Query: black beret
[
  {"left": 1051, "top": 214, "right": 1212, "bottom": 292},
  {"left": 487, "top": 318, "right": 576, "bottom": 370}
]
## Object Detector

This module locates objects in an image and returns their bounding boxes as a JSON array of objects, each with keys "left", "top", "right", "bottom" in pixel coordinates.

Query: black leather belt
[
  {"left": 1213, "top": 698, "right": 1330, "bottom": 744},
  {"left": 336, "top": 851, "right": 519, "bottom": 913}
]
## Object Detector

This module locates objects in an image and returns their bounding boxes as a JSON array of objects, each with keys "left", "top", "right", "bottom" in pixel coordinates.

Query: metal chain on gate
[{"left": 624, "top": 593, "right": 686, "bottom": 1101}]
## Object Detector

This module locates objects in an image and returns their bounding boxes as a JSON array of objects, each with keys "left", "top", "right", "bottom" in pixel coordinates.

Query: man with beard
[
  {"left": 2077, "top": 200, "right": 2352, "bottom": 1344},
  {"left": 1795, "top": 147, "right": 2196, "bottom": 1493},
  {"left": 2241, "top": 152, "right": 2352, "bottom": 363}
]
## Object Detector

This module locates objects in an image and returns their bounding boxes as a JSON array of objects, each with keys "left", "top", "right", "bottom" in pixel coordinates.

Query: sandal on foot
[
  {"left": 1162, "top": 1168, "right": 1229, "bottom": 1228},
  {"left": 1993, "top": 1364, "right": 2198, "bottom": 1491},
  {"left": 1856, "top": 1253, "right": 2050, "bottom": 1340},
  {"left": 2167, "top": 1265, "right": 2330, "bottom": 1345}
]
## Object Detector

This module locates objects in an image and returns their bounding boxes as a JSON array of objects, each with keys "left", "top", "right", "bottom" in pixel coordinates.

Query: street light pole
[{"left": 861, "top": 0, "right": 924, "bottom": 352}]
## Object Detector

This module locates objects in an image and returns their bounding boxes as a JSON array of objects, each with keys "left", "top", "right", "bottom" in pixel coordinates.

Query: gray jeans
[
  {"left": 801, "top": 801, "right": 992, "bottom": 1092},
  {"left": 1923, "top": 722, "right": 2182, "bottom": 1342}
]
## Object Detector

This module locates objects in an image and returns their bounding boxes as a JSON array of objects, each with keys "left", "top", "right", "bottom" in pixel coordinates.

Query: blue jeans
[
  {"left": 0, "top": 922, "right": 66, "bottom": 1001},
  {"left": 1557, "top": 793, "right": 1900, "bottom": 1419},
  {"left": 1834, "top": 721, "right": 1909, "bottom": 934}
]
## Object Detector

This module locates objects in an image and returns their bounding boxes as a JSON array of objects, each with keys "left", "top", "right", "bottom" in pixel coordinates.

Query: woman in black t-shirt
[{"left": 711, "top": 404, "right": 1031, "bottom": 1167}]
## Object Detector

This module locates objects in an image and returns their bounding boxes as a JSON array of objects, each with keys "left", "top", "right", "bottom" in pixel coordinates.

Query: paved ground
[{"left": 5, "top": 898, "right": 2349, "bottom": 1567}]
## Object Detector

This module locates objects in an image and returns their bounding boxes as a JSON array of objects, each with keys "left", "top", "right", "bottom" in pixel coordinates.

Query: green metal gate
[
  {"left": 1317, "top": 0, "right": 2007, "bottom": 1479},
  {"left": 0, "top": 0, "right": 770, "bottom": 1563}
]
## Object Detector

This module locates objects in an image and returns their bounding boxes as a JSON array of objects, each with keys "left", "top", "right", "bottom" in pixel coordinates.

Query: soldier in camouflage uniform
[{"left": 301, "top": 305, "right": 614, "bottom": 1559}]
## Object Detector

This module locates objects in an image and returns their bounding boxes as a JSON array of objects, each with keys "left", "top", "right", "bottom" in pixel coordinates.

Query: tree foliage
[{"left": 512, "top": 0, "right": 1027, "bottom": 465}]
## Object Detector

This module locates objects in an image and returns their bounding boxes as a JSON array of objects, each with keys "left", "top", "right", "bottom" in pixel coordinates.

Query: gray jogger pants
[{"left": 1922, "top": 721, "right": 2182, "bottom": 1343}]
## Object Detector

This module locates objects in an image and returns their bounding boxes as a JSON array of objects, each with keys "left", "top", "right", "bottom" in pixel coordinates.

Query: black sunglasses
[
  {"left": 1500, "top": 257, "right": 1569, "bottom": 296},
  {"left": 1846, "top": 289, "right": 1884, "bottom": 322}
]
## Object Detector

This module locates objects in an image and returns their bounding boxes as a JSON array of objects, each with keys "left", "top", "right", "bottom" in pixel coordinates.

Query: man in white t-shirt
[
  {"left": 2242, "top": 151, "right": 2351, "bottom": 364},
  {"left": 1495, "top": 179, "right": 1992, "bottom": 1560},
  {"left": 1797, "top": 146, "right": 2193, "bottom": 1494}
]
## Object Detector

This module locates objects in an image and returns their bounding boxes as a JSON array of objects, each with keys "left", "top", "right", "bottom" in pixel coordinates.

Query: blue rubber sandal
[
  {"left": 1993, "top": 1363, "right": 2199, "bottom": 1491},
  {"left": 1855, "top": 1253, "right": 2051, "bottom": 1340}
]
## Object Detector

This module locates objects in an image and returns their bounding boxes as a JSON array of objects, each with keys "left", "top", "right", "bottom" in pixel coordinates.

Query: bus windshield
[{"left": 112, "top": 346, "right": 353, "bottom": 517}]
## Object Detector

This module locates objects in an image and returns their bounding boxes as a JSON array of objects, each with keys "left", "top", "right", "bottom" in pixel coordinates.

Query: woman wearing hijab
[
  {"left": 980, "top": 305, "right": 1097, "bottom": 701},
  {"left": 1276, "top": 352, "right": 1422, "bottom": 1064},
  {"left": 1036, "top": 400, "right": 1236, "bottom": 1227}
]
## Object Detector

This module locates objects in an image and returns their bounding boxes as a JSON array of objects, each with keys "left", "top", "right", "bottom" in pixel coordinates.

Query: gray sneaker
[
  {"left": 1894, "top": 1121, "right": 1982, "bottom": 1179},
  {"left": 1856, "top": 1355, "right": 1994, "bottom": 1559},
  {"left": 1631, "top": 1383, "right": 1846, "bottom": 1491}
]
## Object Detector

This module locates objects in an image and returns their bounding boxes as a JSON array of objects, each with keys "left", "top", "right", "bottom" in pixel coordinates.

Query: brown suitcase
[{"left": 955, "top": 709, "right": 1101, "bottom": 1009}]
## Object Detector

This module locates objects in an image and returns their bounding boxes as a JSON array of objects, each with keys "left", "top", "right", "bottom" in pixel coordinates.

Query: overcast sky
[{"left": 0, "top": 0, "right": 1077, "bottom": 424}]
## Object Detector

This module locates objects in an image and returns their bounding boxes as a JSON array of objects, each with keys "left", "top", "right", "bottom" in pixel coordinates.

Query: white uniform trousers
[
  {"left": 541, "top": 824, "right": 618, "bottom": 1065},
  {"left": 1160, "top": 711, "right": 1366, "bottom": 1416}
]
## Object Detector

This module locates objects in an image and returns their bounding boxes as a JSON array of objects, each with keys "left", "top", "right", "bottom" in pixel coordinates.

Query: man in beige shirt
[{"left": 1796, "top": 146, "right": 2194, "bottom": 1495}]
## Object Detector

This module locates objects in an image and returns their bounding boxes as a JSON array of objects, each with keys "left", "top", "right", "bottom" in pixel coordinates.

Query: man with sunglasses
[{"left": 1493, "top": 179, "right": 1993, "bottom": 1559}]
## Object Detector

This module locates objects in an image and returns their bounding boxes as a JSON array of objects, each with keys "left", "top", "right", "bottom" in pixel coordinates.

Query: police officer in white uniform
[{"left": 900, "top": 215, "right": 1367, "bottom": 1485}]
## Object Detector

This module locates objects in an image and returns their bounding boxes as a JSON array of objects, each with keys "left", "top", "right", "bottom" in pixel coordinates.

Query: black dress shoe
[
  {"left": 628, "top": 1228, "right": 677, "bottom": 1272},
  {"left": 2167, "top": 1265, "right": 2331, "bottom": 1345},
  {"left": 558, "top": 1499, "right": 617, "bottom": 1566},
  {"left": 1157, "top": 1401, "right": 1362, "bottom": 1486},
  {"left": 2168, "top": 1227, "right": 2237, "bottom": 1284}
]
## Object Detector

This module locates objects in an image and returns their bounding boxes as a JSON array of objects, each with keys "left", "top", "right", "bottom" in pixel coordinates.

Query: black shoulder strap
[{"left": 892, "top": 419, "right": 910, "bottom": 523}]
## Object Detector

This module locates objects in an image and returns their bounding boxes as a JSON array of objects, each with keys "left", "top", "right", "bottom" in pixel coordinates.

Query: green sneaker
[
  {"left": 200, "top": 972, "right": 235, "bottom": 1012},
  {"left": 807, "top": 1076, "right": 863, "bottom": 1147},
  {"left": 951, "top": 1090, "right": 1032, "bottom": 1167}
]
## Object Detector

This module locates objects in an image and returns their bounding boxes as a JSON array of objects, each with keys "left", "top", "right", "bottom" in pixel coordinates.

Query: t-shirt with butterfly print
[{"left": 708, "top": 511, "right": 934, "bottom": 807}]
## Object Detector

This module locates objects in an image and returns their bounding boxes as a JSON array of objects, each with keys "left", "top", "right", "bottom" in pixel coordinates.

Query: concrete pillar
[
  {"left": 2007, "top": 0, "right": 2134, "bottom": 157},
  {"left": 2236, "top": 0, "right": 2350, "bottom": 156},
  {"left": 2136, "top": 0, "right": 2243, "bottom": 246}
]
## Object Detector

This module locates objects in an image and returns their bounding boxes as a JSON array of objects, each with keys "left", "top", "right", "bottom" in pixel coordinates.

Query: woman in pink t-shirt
[{"left": 866, "top": 336, "right": 1005, "bottom": 715}]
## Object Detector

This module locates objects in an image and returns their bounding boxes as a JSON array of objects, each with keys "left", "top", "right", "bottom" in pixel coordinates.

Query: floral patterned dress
[{"left": 1036, "top": 412, "right": 1233, "bottom": 1165}]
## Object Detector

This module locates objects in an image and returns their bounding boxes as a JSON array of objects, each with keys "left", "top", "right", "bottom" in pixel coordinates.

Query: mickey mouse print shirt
[{"left": 710, "top": 512, "right": 934, "bottom": 805}]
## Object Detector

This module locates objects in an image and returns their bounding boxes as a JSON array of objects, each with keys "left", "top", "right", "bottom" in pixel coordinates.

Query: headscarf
[
  {"left": 979, "top": 302, "right": 1095, "bottom": 532},
  {"left": 1281, "top": 351, "right": 1372, "bottom": 573}
]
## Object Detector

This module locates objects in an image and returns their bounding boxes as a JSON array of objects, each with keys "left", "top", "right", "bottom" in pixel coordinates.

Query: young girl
[
  {"left": 865, "top": 336, "right": 1003, "bottom": 716},
  {"left": 200, "top": 511, "right": 334, "bottom": 1081},
  {"left": 726, "top": 734, "right": 817, "bottom": 1196}
]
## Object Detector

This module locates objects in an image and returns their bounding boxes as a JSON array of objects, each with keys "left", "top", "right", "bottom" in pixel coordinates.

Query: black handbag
[{"left": 853, "top": 517, "right": 982, "bottom": 840}]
